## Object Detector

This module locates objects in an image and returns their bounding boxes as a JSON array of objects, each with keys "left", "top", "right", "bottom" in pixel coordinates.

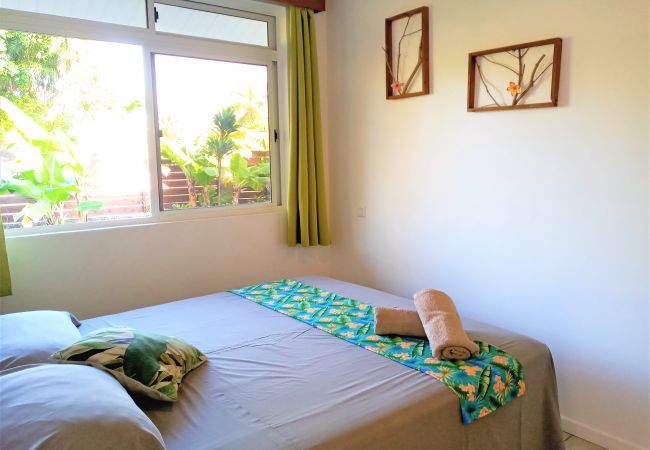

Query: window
[
  {"left": 0, "top": 0, "right": 280, "bottom": 232},
  {"left": 0, "top": 0, "right": 147, "bottom": 28},
  {"left": 0, "top": 31, "right": 150, "bottom": 228},
  {"left": 154, "top": 55, "right": 271, "bottom": 210},
  {"left": 153, "top": 3, "right": 271, "bottom": 47}
]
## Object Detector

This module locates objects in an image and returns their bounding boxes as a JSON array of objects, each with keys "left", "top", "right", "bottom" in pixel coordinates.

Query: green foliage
[
  {"left": 0, "top": 30, "right": 71, "bottom": 132},
  {"left": 234, "top": 88, "right": 264, "bottom": 129},
  {"left": 122, "top": 99, "right": 141, "bottom": 113},
  {"left": 161, "top": 139, "right": 216, "bottom": 187},
  {"left": 205, "top": 134, "right": 237, "bottom": 163},
  {"left": 233, "top": 87, "right": 269, "bottom": 152},
  {"left": 0, "top": 138, "right": 101, "bottom": 225},
  {"left": 211, "top": 106, "right": 240, "bottom": 140},
  {"left": 171, "top": 203, "right": 194, "bottom": 210},
  {"left": 160, "top": 138, "right": 217, "bottom": 207},
  {"left": 162, "top": 98, "right": 271, "bottom": 209},
  {"left": 0, "top": 31, "right": 113, "bottom": 227},
  {"left": 204, "top": 106, "right": 242, "bottom": 205},
  {"left": 227, "top": 153, "right": 270, "bottom": 205}
]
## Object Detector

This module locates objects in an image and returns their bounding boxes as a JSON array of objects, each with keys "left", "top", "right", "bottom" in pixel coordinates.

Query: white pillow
[
  {"left": 0, "top": 310, "right": 81, "bottom": 370},
  {"left": 0, "top": 364, "right": 166, "bottom": 450}
]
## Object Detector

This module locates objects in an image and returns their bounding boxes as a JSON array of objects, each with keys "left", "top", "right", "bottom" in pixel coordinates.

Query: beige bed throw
[
  {"left": 374, "top": 307, "right": 426, "bottom": 337},
  {"left": 414, "top": 289, "right": 479, "bottom": 361}
]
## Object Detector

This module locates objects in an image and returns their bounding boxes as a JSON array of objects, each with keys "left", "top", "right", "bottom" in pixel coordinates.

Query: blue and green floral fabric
[{"left": 230, "top": 279, "right": 526, "bottom": 424}]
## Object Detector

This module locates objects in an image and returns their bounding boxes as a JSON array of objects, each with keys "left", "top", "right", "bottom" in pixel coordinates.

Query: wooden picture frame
[
  {"left": 385, "top": 6, "right": 430, "bottom": 100},
  {"left": 467, "top": 38, "right": 562, "bottom": 112}
]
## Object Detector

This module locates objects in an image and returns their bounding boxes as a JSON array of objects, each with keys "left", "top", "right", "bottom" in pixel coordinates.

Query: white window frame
[
  {"left": 0, "top": 0, "right": 288, "bottom": 237},
  {"left": 152, "top": 0, "right": 277, "bottom": 49}
]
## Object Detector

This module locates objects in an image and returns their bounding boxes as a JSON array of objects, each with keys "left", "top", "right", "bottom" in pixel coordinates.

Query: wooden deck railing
[{"left": 0, "top": 153, "right": 270, "bottom": 227}]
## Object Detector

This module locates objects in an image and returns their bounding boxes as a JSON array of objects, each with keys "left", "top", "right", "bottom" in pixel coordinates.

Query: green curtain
[
  {"left": 0, "top": 219, "right": 11, "bottom": 297},
  {"left": 287, "top": 6, "right": 330, "bottom": 247}
]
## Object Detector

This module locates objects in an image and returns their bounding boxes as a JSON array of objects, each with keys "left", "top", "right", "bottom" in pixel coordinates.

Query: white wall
[{"left": 325, "top": 1, "right": 649, "bottom": 449}]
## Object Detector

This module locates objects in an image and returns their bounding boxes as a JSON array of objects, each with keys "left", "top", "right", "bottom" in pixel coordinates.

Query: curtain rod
[{"left": 259, "top": 0, "right": 325, "bottom": 12}]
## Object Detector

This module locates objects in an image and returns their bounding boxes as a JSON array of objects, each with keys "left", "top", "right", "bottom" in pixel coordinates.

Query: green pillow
[{"left": 51, "top": 327, "right": 207, "bottom": 402}]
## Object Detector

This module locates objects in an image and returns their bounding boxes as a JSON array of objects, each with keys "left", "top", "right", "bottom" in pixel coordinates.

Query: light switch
[{"left": 356, "top": 207, "right": 366, "bottom": 218}]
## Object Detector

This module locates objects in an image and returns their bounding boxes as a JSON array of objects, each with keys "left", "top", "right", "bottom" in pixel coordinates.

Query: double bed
[{"left": 78, "top": 276, "right": 564, "bottom": 450}]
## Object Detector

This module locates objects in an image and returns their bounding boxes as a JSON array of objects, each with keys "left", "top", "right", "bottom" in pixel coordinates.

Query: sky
[{"left": 154, "top": 54, "right": 268, "bottom": 152}]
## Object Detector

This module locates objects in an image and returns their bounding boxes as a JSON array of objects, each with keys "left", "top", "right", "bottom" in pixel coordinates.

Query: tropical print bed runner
[{"left": 229, "top": 279, "right": 525, "bottom": 424}]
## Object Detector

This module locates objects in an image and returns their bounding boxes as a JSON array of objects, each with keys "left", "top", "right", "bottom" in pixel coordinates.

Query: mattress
[{"left": 80, "top": 276, "right": 564, "bottom": 450}]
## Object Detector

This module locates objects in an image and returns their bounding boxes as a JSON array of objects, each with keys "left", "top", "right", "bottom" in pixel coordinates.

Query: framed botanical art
[
  {"left": 467, "top": 38, "right": 562, "bottom": 112},
  {"left": 384, "top": 6, "right": 430, "bottom": 100}
]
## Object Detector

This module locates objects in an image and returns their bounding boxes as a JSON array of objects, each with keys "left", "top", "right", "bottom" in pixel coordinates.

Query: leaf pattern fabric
[
  {"left": 50, "top": 328, "right": 206, "bottom": 402},
  {"left": 230, "top": 279, "right": 526, "bottom": 424}
]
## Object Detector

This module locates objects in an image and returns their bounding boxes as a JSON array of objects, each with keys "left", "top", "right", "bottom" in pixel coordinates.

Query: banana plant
[
  {"left": 226, "top": 153, "right": 270, "bottom": 205},
  {"left": 0, "top": 96, "right": 102, "bottom": 225},
  {"left": 0, "top": 138, "right": 102, "bottom": 225},
  {"left": 160, "top": 138, "right": 217, "bottom": 207}
]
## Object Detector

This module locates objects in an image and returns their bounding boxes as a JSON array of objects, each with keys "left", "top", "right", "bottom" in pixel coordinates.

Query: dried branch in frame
[
  {"left": 382, "top": 47, "right": 396, "bottom": 81},
  {"left": 384, "top": 7, "right": 430, "bottom": 99},
  {"left": 514, "top": 56, "right": 552, "bottom": 105},
  {"left": 384, "top": 14, "right": 423, "bottom": 96},
  {"left": 476, "top": 62, "right": 501, "bottom": 106},
  {"left": 403, "top": 43, "right": 423, "bottom": 93},
  {"left": 482, "top": 56, "right": 518, "bottom": 76},
  {"left": 507, "top": 48, "right": 529, "bottom": 59},
  {"left": 480, "top": 47, "right": 554, "bottom": 106},
  {"left": 395, "top": 15, "right": 412, "bottom": 88},
  {"left": 468, "top": 38, "right": 561, "bottom": 111},
  {"left": 532, "top": 61, "right": 553, "bottom": 84}
]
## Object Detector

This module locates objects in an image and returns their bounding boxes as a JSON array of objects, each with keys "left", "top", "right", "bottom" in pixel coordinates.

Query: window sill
[{"left": 5, "top": 203, "right": 284, "bottom": 238}]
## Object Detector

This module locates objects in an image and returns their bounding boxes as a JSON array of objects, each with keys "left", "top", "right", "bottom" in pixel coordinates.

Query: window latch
[
  {"left": 154, "top": 7, "right": 159, "bottom": 23},
  {"left": 274, "top": 129, "right": 279, "bottom": 142}
]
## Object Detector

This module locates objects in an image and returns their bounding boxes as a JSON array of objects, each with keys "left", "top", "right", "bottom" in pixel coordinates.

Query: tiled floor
[{"left": 563, "top": 432, "right": 607, "bottom": 450}]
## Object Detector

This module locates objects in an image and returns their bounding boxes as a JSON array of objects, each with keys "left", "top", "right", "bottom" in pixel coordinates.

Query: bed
[{"left": 76, "top": 276, "right": 564, "bottom": 450}]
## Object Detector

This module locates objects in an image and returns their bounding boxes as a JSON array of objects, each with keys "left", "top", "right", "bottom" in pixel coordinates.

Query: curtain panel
[
  {"left": 286, "top": 6, "right": 330, "bottom": 247},
  {"left": 0, "top": 221, "right": 11, "bottom": 296}
]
